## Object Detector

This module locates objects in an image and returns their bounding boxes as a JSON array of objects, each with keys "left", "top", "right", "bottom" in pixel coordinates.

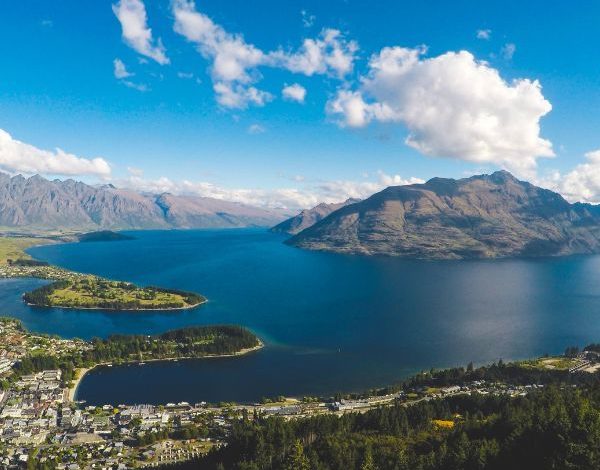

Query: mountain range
[
  {"left": 284, "top": 171, "right": 600, "bottom": 259},
  {"left": 0, "top": 173, "right": 285, "bottom": 230}
]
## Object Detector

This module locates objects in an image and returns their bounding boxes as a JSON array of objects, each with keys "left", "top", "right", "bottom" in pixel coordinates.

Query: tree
[
  {"left": 284, "top": 440, "right": 310, "bottom": 470},
  {"left": 361, "top": 446, "right": 377, "bottom": 470}
]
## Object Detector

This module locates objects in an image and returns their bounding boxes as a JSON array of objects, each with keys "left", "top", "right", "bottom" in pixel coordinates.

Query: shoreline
[
  {"left": 67, "top": 339, "right": 264, "bottom": 402},
  {"left": 24, "top": 298, "right": 207, "bottom": 312}
]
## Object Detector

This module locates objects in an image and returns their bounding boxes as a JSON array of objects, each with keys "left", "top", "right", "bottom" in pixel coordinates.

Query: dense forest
[
  {"left": 14, "top": 325, "right": 259, "bottom": 382},
  {"left": 153, "top": 385, "right": 600, "bottom": 470}
]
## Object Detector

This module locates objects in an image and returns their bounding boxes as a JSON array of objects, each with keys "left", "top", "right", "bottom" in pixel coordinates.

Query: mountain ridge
[{"left": 0, "top": 172, "right": 285, "bottom": 230}]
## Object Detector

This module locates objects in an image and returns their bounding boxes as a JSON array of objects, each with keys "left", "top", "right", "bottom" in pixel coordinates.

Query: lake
[{"left": 4, "top": 228, "right": 600, "bottom": 404}]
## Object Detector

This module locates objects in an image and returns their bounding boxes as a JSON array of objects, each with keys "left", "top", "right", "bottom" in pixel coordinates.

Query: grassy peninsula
[
  {"left": 23, "top": 278, "right": 205, "bottom": 310},
  {"left": 0, "top": 235, "right": 206, "bottom": 311}
]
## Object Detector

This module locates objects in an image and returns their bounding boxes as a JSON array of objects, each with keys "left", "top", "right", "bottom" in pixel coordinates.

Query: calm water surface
[{"left": 2, "top": 229, "right": 599, "bottom": 404}]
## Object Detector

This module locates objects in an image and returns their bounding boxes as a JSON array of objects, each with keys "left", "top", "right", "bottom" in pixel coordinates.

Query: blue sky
[{"left": 2, "top": 0, "right": 600, "bottom": 208}]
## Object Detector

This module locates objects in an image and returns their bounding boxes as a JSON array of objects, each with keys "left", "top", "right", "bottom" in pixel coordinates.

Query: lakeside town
[{"left": 1, "top": 317, "right": 599, "bottom": 469}]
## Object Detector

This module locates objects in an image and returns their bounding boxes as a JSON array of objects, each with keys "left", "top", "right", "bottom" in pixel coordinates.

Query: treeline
[
  {"left": 22, "top": 281, "right": 69, "bottom": 306},
  {"left": 147, "top": 286, "right": 206, "bottom": 306},
  {"left": 340, "top": 360, "right": 600, "bottom": 402},
  {"left": 153, "top": 386, "right": 600, "bottom": 470},
  {"left": 7, "top": 258, "right": 49, "bottom": 267},
  {"left": 14, "top": 325, "right": 259, "bottom": 379}
]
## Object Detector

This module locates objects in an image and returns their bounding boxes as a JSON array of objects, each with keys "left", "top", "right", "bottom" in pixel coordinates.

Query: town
[{"left": 1, "top": 318, "right": 597, "bottom": 469}]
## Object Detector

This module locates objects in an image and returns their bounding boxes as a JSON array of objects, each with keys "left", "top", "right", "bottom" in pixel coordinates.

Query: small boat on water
[{"left": 139, "top": 362, "right": 146, "bottom": 366}]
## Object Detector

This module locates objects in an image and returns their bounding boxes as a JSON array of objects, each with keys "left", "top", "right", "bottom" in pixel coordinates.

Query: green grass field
[
  {"left": 0, "top": 237, "right": 54, "bottom": 264},
  {"left": 518, "top": 356, "right": 578, "bottom": 370},
  {"left": 42, "top": 278, "right": 203, "bottom": 310}
]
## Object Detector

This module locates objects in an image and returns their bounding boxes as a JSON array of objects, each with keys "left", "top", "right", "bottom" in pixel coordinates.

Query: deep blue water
[{"left": 2, "top": 229, "right": 600, "bottom": 404}]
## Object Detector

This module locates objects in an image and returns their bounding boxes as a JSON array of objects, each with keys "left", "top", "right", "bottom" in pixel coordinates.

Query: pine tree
[{"left": 284, "top": 440, "right": 310, "bottom": 470}]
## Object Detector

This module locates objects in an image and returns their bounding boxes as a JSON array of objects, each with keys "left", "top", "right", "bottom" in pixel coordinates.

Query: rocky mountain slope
[
  {"left": 287, "top": 171, "right": 600, "bottom": 259},
  {"left": 0, "top": 173, "right": 284, "bottom": 230},
  {"left": 270, "top": 198, "right": 360, "bottom": 235}
]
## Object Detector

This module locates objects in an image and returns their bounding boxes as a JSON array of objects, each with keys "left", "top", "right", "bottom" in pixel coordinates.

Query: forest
[{"left": 154, "top": 385, "right": 600, "bottom": 470}]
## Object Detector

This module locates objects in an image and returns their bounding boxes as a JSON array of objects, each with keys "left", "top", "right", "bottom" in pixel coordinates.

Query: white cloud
[
  {"left": 213, "top": 83, "right": 272, "bottom": 109},
  {"left": 113, "top": 58, "right": 133, "bottom": 79},
  {"left": 177, "top": 71, "right": 194, "bottom": 79},
  {"left": 315, "top": 172, "right": 424, "bottom": 203},
  {"left": 543, "top": 150, "right": 600, "bottom": 203},
  {"left": 112, "top": 0, "right": 169, "bottom": 65},
  {"left": 122, "top": 80, "right": 148, "bottom": 92},
  {"left": 328, "top": 47, "right": 553, "bottom": 176},
  {"left": 247, "top": 124, "right": 266, "bottom": 134},
  {"left": 121, "top": 170, "right": 422, "bottom": 210},
  {"left": 127, "top": 166, "right": 144, "bottom": 177},
  {"left": 282, "top": 83, "right": 306, "bottom": 103},
  {"left": 274, "top": 28, "right": 358, "bottom": 78},
  {"left": 0, "top": 129, "right": 111, "bottom": 178},
  {"left": 501, "top": 43, "right": 516, "bottom": 60},
  {"left": 476, "top": 29, "right": 491, "bottom": 40},
  {"left": 172, "top": 0, "right": 355, "bottom": 108}
]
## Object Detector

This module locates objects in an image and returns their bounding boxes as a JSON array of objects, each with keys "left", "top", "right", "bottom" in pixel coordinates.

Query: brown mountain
[
  {"left": 0, "top": 173, "right": 285, "bottom": 230},
  {"left": 270, "top": 198, "right": 360, "bottom": 235},
  {"left": 287, "top": 171, "right": 600, "bottom": 259}
]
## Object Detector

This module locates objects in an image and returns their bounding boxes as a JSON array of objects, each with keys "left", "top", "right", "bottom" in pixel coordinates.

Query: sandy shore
[
  {"left": 66, "top": 340, "right": 264, "bottom": 402},
  {"left": 68, "top": 367, "right": 91, "bottom": 402}
]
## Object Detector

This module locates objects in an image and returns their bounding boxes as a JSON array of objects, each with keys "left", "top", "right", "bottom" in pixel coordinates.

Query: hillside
[
  {"left": 288, "top": 171, "right": 600, "bottom": 259},
  {"left": 0, "top": 173, "right": 284, "bottom": 230},
  {"left": 270, "top": 198, "right": 360, "bottom": 234}
]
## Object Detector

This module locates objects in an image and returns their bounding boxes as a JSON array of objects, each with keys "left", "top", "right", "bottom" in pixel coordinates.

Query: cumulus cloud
[
  {"left": 172, "top": 0, "right": 355, "bottom": 108},
  {"left": 112, "top": 0, "right": 169, "bottom": 65},
  {"left": 315, "top": 172, "right": 424, "bottom": 202},
  {"left": 543, "top": 150, "right": 600, "bottom": 203},
  {"left": 274, "top": 28, "right": 358, "bottom": 78},
  {"left": 121, "top": 170, "right": 422, "bottom": 210},
  {"left": 282, "top": 83, "right": 306, "bottom": 103},
  {"left": 476, "top": 29, "right": 491, "bottom": 40},
  {"left": 328, "top": 47, "right": 554, "bottom": 176},
  {"left": 113, "top": 58, "right": 133, "bottom": 79},
  {"left": 172, "top": 0, "right": 268, "bottom": 108},
  {"left": 0, "top": 129, "right": 111, "bottom": 178}
]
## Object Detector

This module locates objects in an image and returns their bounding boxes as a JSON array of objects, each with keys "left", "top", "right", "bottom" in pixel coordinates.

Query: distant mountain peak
[{"left": 271, "top": 198, "right": 361, "bottom": 235}]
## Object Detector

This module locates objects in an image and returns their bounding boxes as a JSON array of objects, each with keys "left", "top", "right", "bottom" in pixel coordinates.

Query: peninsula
[
  {"left": 23, "top": 278, "right": 205, "bottom": 310},
  {"left": 0, "top": 235, "right": 206, "bottom": 311}
]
